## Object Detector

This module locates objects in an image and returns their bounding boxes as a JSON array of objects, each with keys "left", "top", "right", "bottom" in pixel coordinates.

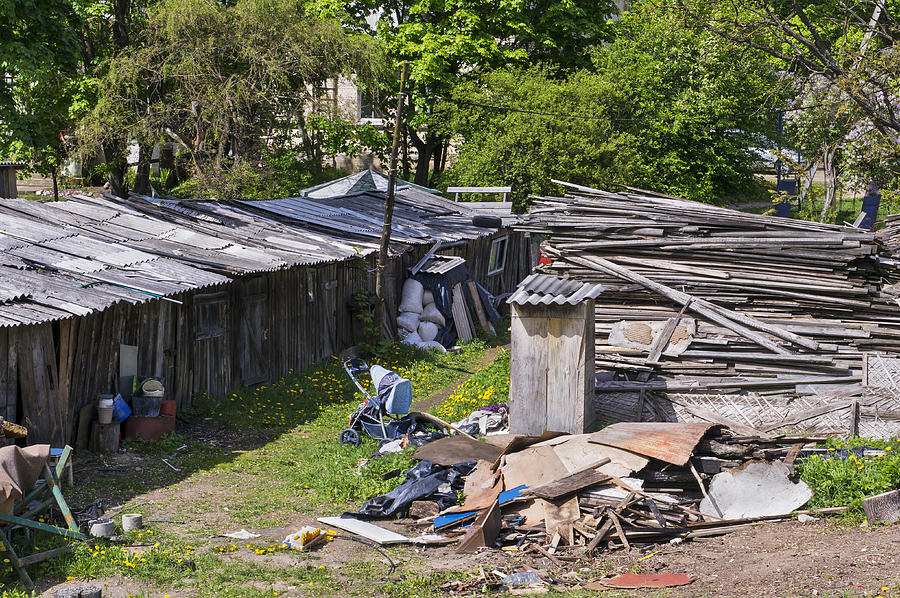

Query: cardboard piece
[{"left": 413, "top": 435, "right": 502, "bottom": 466}]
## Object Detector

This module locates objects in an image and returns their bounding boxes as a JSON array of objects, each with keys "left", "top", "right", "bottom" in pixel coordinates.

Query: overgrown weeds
[{"left": 797, "top": 437, "right": 900, "bottom": 520}]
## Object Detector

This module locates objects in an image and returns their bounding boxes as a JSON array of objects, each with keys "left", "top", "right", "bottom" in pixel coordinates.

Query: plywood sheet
[
  {"left": 501, "top": 446, "right": 568, "bottom": 526},
  {"left": 534, "top": 434, "right": 649, "bottom": 477}
]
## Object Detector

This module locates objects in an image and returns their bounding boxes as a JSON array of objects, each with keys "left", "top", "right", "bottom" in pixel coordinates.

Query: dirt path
[{"left": 413, "top": 344, "right": 506, "bottom": 411}]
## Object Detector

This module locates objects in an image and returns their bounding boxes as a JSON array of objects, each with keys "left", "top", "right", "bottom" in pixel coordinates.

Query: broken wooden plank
[
  {"left": 521, "top": 457, "right": 611, "bottom": 500},
  {"left": 456, "top": 501, "right": 501, "bottom": 553}
]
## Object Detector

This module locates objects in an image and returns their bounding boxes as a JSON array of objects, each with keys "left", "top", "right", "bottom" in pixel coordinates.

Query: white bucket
[{"left": 98, "top": 406, "right": 114, "bottom": 425}]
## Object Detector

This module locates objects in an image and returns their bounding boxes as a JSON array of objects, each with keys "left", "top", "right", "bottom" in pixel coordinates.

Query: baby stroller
[{"left": 339, "top": 358, "right": 413, "bottom": 446}]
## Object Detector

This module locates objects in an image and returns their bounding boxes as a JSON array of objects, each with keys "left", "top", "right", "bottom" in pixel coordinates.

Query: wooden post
[
  {"left": 374, "top": 62, "right": 409, "bottom": 338},
  {"left": 509, "top": 300, "right": 595, "bottom": 435}
]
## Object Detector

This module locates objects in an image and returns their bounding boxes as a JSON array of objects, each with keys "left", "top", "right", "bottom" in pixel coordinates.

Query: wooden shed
[
  {"left": 0, "top": 188, "right": 533, "bottom": 445},
  {"left": 506, "top": 274, "right": 605, "bottom": 435}
]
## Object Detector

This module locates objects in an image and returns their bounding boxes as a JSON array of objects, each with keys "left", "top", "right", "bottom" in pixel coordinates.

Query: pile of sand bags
[{"left": 397, "top": 279, "right": 447, "bottom": 352}]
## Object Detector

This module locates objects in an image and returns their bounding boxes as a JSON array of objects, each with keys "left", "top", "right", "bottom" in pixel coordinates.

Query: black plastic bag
[{"left": 355, "top": 460, "right": 476, "bottom": 518}]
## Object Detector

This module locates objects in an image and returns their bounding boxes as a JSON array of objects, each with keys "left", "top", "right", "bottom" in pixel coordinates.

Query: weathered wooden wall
[
  {"left": 508, "top": 300, "right": 595, "bottom": 435},
  {"left": 444, "top": 230, "right": 533, "bottom": 297},
  {"left": 2, "top": 228, "right": 532, "bottom": 445}
]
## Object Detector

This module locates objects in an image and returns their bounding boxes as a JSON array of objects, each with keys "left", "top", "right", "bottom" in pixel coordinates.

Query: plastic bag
[{"left": 355, "top": 460, "right": 476, "bottom": 518}]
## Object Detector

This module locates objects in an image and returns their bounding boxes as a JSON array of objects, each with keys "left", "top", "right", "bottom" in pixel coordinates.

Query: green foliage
[
  {"left": 798, "top": 438, "right": 900, "bottom": 520},
  {"left": 83, "top": 0, "right": 387, "bottom": 198},
  {"left": 433, "top": 349, "right": 509, "bottom": 423},
  {"left": 0, "top": 0, "right": 85, "bottom": 190},
  {"left": 442, "top": 3, "right": 774, "bottom": 205}
]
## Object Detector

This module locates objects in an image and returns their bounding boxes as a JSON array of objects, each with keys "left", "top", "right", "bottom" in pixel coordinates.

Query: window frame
[{"left": 487, "top": 235, "right": 509, "bottom": 275}]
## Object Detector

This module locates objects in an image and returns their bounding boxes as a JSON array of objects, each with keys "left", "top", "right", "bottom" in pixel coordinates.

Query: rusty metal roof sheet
[
  {"left": 587, "top": 422, "right": 716, "bottom": 466},
  {"left": 507, "top": 273, "right": 605, "bottom": 306}
]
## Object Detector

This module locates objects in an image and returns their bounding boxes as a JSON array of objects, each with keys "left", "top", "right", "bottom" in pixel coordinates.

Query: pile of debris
[
  {"left": 323, "top": 423, "right": 845, "bottom": 569},
  {"left": 516, "top": 186, "right": 900, "bottom": 436}
]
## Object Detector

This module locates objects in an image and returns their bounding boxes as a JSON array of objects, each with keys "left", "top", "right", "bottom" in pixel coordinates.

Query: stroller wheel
[{"left": 339, "top": 428, "right": 360, "bottom": 446}]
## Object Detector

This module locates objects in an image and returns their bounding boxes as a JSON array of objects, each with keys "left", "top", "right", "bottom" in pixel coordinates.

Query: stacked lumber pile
[{"left": 517, "top": 186, "right": 900, "bottom": 403}]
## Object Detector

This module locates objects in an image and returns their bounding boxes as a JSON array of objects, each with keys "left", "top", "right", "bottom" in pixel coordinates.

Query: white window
[{"left": 488, "top": 235, "right": 508, "bottom": 275}]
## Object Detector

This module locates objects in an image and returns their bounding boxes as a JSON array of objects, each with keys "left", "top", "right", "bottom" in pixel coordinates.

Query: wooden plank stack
[{"left": 517, "top": 187, "right": 900, "bottom": 401}]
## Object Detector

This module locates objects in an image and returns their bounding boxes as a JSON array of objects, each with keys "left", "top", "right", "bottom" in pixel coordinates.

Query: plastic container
[
  {"left": 124, "top": 415, "right": 175, "bottom": 441},
  {"left": 159, "top": 399, "right": 176, "bottom": 417},
  {"left": 97, "top": 406, "right": 114, "bottom": 425},
  {"left": 132, "top": 396, "right": 161, "bottom": 417},
  {"left": 112, "top": 394, "right": 132, "bottom": 423}
]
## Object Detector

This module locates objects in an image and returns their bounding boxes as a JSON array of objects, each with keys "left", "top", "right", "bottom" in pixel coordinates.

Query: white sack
[
  {"left": 421, "top": 304, "right": 446, "bottom": 327},
  {"left": 397, "top": 311, "right": 420, "bottom": 333},
  {"left": 418, "top": 321, "right": 439, "bottom": 342},
  {"left": 398, "top": 327, "right": 411, "bottom": 340},
  {"left": 398, "top": 278, "right": 425, "bottom": 314},
  {"left": 416, "top": 340, "right": 447, "bottom": 353},
  {"left": 423, "top": 290, "right": 435, "bottom": 306},
  {"left": 402, "top": 331, "right": 423, "bottom": 345}
]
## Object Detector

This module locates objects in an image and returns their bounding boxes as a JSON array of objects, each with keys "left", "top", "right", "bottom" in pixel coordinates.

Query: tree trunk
[
  {"left": 798, "top": 157, "right": 819, "bottom": 205},
  {"left": 113, "top": 0, "right": 130, "bottom": 49},
  {"left": 103, "top": 141, "right": 128, "bottom": 199},
  {"left": 51, "top": 169, "right": 59, "bottom": 202},
  {"left": 133, "top": 142, "right": 151, "bottom": 195},
  {"left": 819, "top": 144, "right": 837, "bottom": 222}
]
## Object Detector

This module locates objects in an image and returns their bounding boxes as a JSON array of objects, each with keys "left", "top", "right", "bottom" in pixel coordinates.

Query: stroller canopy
[{"left": 370, "top": 365, "right": 412, "bottom": 416}]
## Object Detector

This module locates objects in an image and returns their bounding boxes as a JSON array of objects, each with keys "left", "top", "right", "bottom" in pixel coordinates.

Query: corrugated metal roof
[
  {"left": 0, "top": 162, "right": 27, "bottom": 168},
  {"left": 300, "top": 168, "right": 440, "bottom": 198},
  {"left": 507, "top": 273, "right": 605, "bottom": 305},
  {"left": 418, "top": 255, "right": 466, "bottom": 275},
  {"left": 0, "top": 182, "right": 505, "bottom": 327},
  {"left": 588, "top": 422, "right": 716, "bottom": 466}
]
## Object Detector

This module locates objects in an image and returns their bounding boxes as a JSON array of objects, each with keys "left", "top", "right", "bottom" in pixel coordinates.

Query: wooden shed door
[
  {"left": 238, "top": 279, "right": 268, "bottom": 385},
  {"left": 194, "top": 291, "right": 230, "bottom": 399}
]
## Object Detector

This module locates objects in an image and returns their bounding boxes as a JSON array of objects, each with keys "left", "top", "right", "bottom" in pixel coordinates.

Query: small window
[
  {"left": 488, "top": 235, "right": 508, "bottom": 275},
  {"left": 307, "top": 269, "right": 316, "bottom": 302},
  {"left": 359, "top": 90, "right": 384, "bottom": 120}
]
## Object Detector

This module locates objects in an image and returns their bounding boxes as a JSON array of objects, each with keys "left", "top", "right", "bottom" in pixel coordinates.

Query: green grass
[
  {"left": 3, "top": 338, "right": 505, "bottom": 592},
  {"left": 797, "top": 437, "right": 900, "bottom": 520},
  {"left": 432, "top": 348, "right": 510, "bottom": 423}
]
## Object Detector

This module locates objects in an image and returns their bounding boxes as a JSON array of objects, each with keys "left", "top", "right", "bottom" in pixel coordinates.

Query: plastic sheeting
[
  {"left": 356, "top": 460, "right": 476, "bottom": 518},
  {"left": 413, "top": 263, "right": 500, "bottom": 347}
]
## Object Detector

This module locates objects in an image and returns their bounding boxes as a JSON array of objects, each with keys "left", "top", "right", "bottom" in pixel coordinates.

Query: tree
[
  {"left": 359, "top": 0, "right": 617, "bottom": 186},
  {"left": 677, "top": 0, "right": 900, "bottom": 198},
  {"left": 83, "top": 0, "right": 387, "bottom": 199},
  {"left": 678, "top": 0, "right": 900, "bottom": 134},
  {"left": 443, "top": 3, "right": 777, "bottom": 206},
  {"left": 0, "top": 0, "right": 83, "bottom": 199}
]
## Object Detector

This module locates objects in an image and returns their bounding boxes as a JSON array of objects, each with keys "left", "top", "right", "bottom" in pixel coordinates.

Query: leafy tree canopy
[{"left": 442, "top": 3, "right": 776, "bottom": 207}]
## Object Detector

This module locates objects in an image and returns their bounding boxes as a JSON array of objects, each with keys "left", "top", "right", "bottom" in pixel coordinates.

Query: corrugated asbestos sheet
[
  {"left": 507, "top": 273, "right": 605, "bottom": 306},
  {"left": 0, "top": 188, "right": 506, "bottom": 327}
]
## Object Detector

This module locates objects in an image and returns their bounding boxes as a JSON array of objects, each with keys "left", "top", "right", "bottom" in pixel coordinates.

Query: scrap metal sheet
[{"left": 588, "top": 422, "right": 715, "bottom": 466}]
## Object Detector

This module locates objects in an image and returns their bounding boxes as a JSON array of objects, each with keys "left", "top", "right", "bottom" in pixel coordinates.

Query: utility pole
[{"left": 375, "top": 61, "right": 409, "bottom": 338}]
